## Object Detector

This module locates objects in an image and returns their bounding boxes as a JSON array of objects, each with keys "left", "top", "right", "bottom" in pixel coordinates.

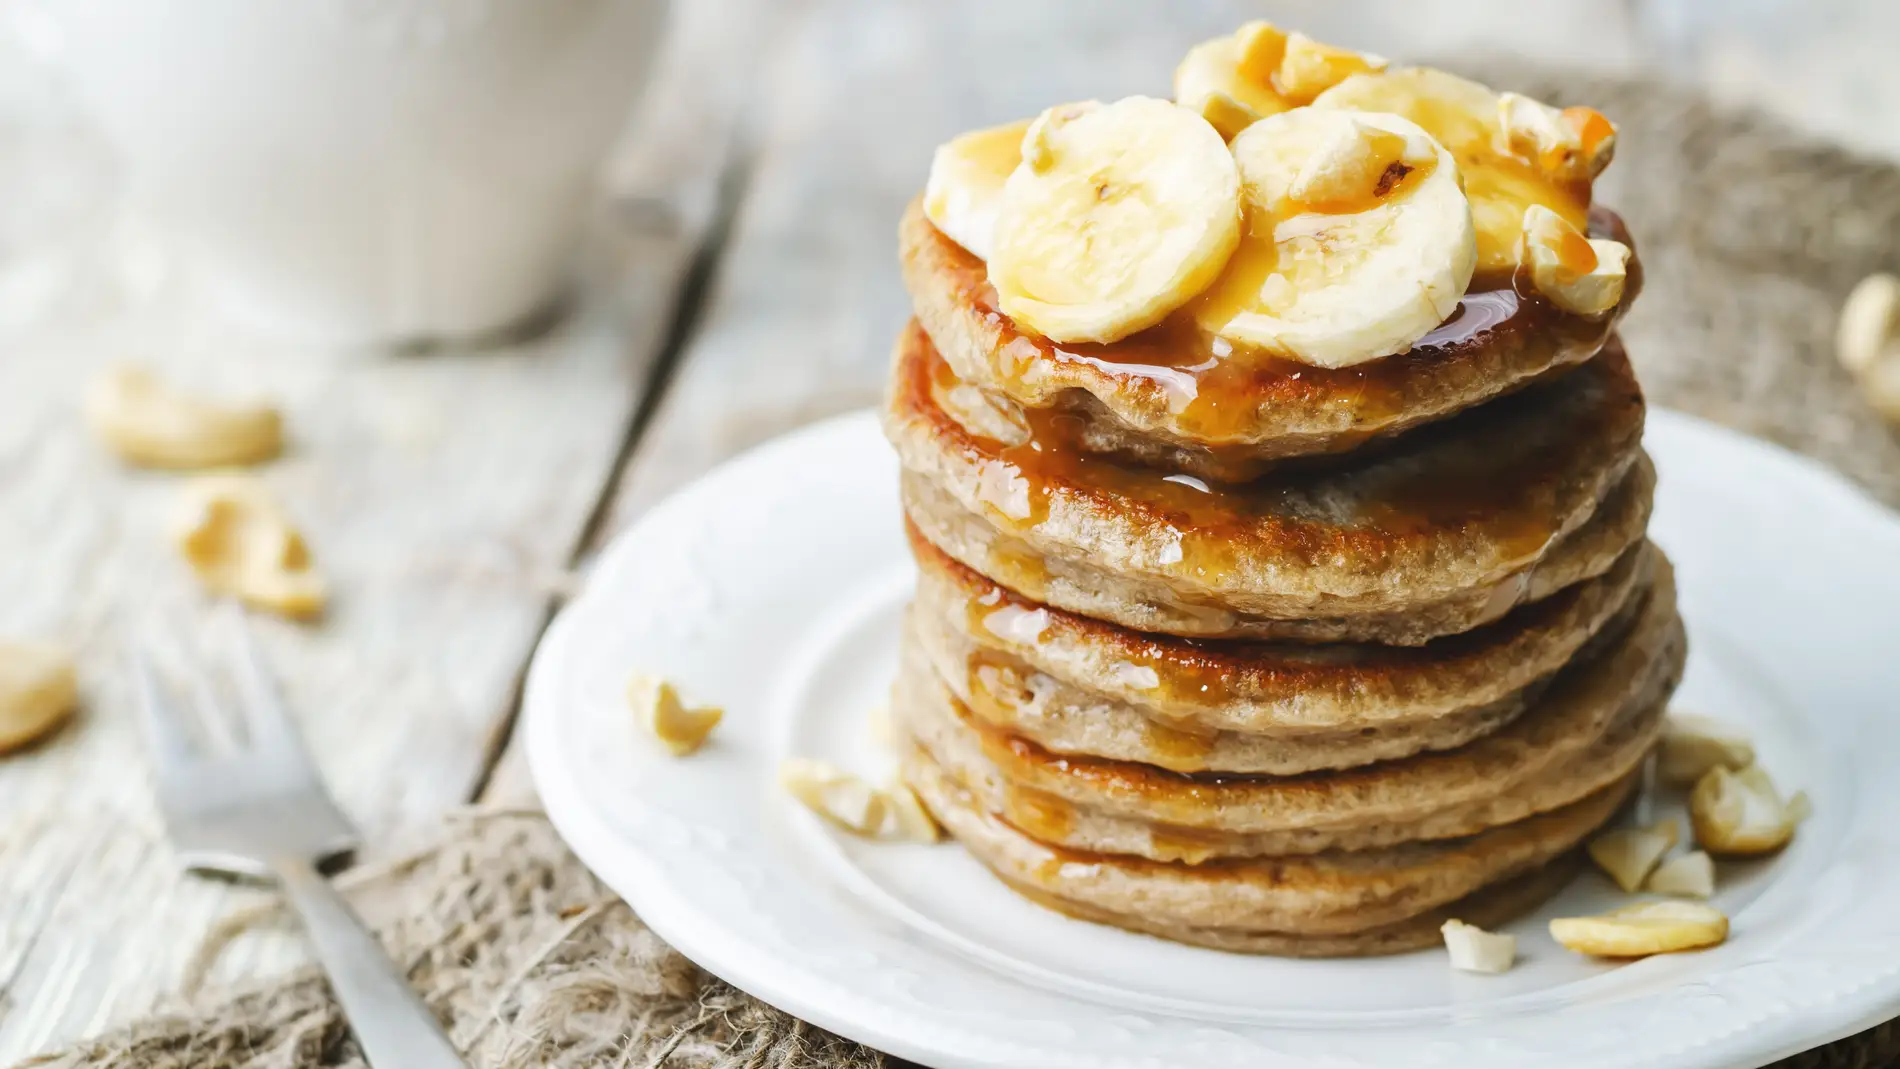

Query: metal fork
[{"left": 130, "top": 607, "right": 468, "bottom": 1069}]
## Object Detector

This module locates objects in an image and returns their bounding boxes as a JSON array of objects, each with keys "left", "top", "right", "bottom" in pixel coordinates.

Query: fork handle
[{"left": 270, "top": 857, "right": 469, "bottom": 1068}]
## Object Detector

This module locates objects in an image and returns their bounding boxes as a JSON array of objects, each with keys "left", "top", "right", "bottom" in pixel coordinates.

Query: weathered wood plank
[{"left": 0, "top": 0, "right": 769, "bottom": 1056}]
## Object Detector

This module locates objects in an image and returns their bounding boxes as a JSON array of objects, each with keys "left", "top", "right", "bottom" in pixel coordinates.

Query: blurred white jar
[{"left": 23, "top": 0, "right": 667, "bottom": 346}]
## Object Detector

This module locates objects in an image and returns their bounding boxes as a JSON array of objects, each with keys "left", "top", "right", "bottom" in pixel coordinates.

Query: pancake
[
  {"left": 886, "top": 318, "right": 1653, "bottom": 643},
  {"left": 900, "top": 197, "right": 1643, "bottom": 480},
  {"left": 895, "top": 554, "right": 1682, "bottom": 855},
  {"left": 902, "top": 455, "right": 1652, "bottom": 644},
  {"left": 906, "top": 745, "right": 1623, "bottom": 949},
  {"left": 908, "top": 610, "right": 1532, "bottom": 776},
  {"left": 903, "top": 655, "right": 1669, "bottom": 860},
  {"left": 911, "top": 523, "right": 1651, "bottom": 739},
  {"left": 996, "top": 855, "right": 1583, "bottom": 957}
]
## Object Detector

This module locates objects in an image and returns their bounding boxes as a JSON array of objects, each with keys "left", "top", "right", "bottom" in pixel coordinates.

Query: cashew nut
[
  {"left": 1646, "top": 850, "right": 1716, "bottom": 898},
  {"left": 1586, "top": 818, "right": 1678, "bottom": 893},
  {"left": 1441, "top": 918, "right": 1516, "bottom": 974},
  {"left": 628, "top": 673, "right": 722, "bottom": 756},
  {"left": 0, "top": 642, "right": 78, "bottom": 754},
  {"left": 1550, "top": 900, "right": 1728, "bottom": 958},
  {"left": 1690, "top": 764, "right": 1796, "bottom": 856},
  {"left": 1657, "top": 712, "right": 1755, "bottom": 785},
  {"left": 1838, "top": 273, "right": 1900, "bottom": 421},
  {"left": 87, "top": 365, "right": 283, "bottom": 470},
  {"left": 174, "top": 475, "right": 327, "bottom": 619},
  {"left": 781, "top": 758, "right": 887, "bottom": 835}
]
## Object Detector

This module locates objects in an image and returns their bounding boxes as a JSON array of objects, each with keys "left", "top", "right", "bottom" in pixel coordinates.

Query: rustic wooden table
[{"left": 2, "top": 0, "right": 1896, "bottom": 1060}]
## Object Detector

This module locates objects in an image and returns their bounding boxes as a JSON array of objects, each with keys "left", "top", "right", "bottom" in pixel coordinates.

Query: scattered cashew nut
[
  {"left": 1690, "top": 764, "right": 1796, "bottom": 856},
  {"left": 0, "top": 642, "right": 78, "bottom": 754},
  {"left": 174, "top": 475, "right": 327, "bottom": 620},
  {"left": 1586, "top": 818, "right": 1677, "bottom": 893},
  {"left": 1646, "top": 850, "right": 1716, "bottom": 898},
  {"left": 1658, "top": 712, "right": 1755, "bottom": 785},
  {"left": 779, "top": 758, "right": 943, "bottom": 843},
  {"left": 1441, "top": 918, "right": 1516, "bottom": 974},
  {"left": 1838, "top": 273, "right": 1900, "bottom": 422},
  {"left": 87, "top": 365, "right": 283, "bottom": 470},
  {"left": 1551, "top": 900, "right": 1729, "bottom": 958},
  {"left": 628, "top": 673, "right": 722, "bottom": 756}
]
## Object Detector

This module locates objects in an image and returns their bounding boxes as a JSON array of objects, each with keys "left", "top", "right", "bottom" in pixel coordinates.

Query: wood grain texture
[{"left": 0, "top": 0, "right": 768, "bottom": 1056}]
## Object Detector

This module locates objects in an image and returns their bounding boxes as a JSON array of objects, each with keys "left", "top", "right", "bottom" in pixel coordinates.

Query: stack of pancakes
[{"left": 881, "top": 156, "right": 1684, "bottom": 957}]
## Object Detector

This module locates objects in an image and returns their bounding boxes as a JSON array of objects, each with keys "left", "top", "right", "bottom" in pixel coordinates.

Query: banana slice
[
  {"left": 1277, "top": 33, "right": 1389, "bottom": 101},
  {"left": 1192, "top": 109, "right": 1475, "bottom": 367},
  {"left": 1174, "top": 24, "right": 1387, "bottom": 140},
  {"left": 1175, "top": 22, "right": 1293, "bottom": 140},
  {"left": 1551, "top": 901, "right": 1729, "bottom": 958},
  {"left": 924, "top": 118, "right": 1033, "bottom": 261},
  {"left": 1313, "top": 67, "right": 1595, "bottom": 274},
  {"left": 989, "top": 97, "right": 1241, "bottom": 344}
]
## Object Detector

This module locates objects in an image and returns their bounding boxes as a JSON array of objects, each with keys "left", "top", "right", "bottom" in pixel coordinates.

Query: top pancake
[{"left": 900, "top": 198, "right": 1642, "bottom": 480}]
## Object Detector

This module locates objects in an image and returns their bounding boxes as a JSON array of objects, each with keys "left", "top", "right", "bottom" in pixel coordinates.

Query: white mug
[{"left": 25, "top": 0, "right": 667, "bottom": 346}]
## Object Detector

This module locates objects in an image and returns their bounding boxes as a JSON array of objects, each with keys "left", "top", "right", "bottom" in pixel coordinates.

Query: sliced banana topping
[
  {"left": 1175, "top": 21, "right": 1293, "bottom": 140},
  {"left": 1551, "top": 901, "right": 1729, "bottom": 958},
  {"left": 924, "top": 118, "right": 1033, "bottom": 261},
  {"left": 87, "top": 365, "right": 284, "bottom": 470},
  {"left": 174, "top": 475, "right": 327, "bottom": 620},
  {"left": 1691, "top": 764, "right": 1797, "bottom": 856},
  {"left": 1276, "top": 33, "right": 1387, "bottom": 102},
  {"left": 1586, "top": 819, "right": 1678, "bottom": 893},
  {"left": 1193, "top": 108, "right": 1474, "bottom": 367},
  {"left": 989, "top": 97, "right": 1241, "bottom": 344},
  {"left": 1658, "top": 713, "right": 1755, "bottom": 785},
  {"left": 1313, "top": 67, "right": 1596, "bottom": 274},
  {"left": 1440, "top": 918, "right": 1516, "bottom": 974},
  {"left": 1498, "top": 92, "right": 1617, "bottom": 181},
  {"left": 1286, "top": 117, "right": 1410, "bottom": 207},
  {"left": 1519, "top": 204, "right": 1630, "bottom": 316},
  {"left": 627, "top": 673, "right": 723, "bottom": 756},
  {"left": 0, "top": 642, "right": 78, "bottom": 754},
  {"left": 1173, "top": 24, "right": 1385, "bottom": 141},
  {"left": 1647, "top": 850, "right": 1716, "bottom": 898}
]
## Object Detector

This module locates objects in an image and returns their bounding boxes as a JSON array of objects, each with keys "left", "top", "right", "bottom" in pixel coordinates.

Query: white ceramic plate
[{"left": 527, "top": 409, "right": 1900, "bottom": 1069}]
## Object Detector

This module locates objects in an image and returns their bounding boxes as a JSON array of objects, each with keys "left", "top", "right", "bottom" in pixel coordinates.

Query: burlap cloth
[{"left": 25, "top": 71, "right": 1900, "bottom": 1069}]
